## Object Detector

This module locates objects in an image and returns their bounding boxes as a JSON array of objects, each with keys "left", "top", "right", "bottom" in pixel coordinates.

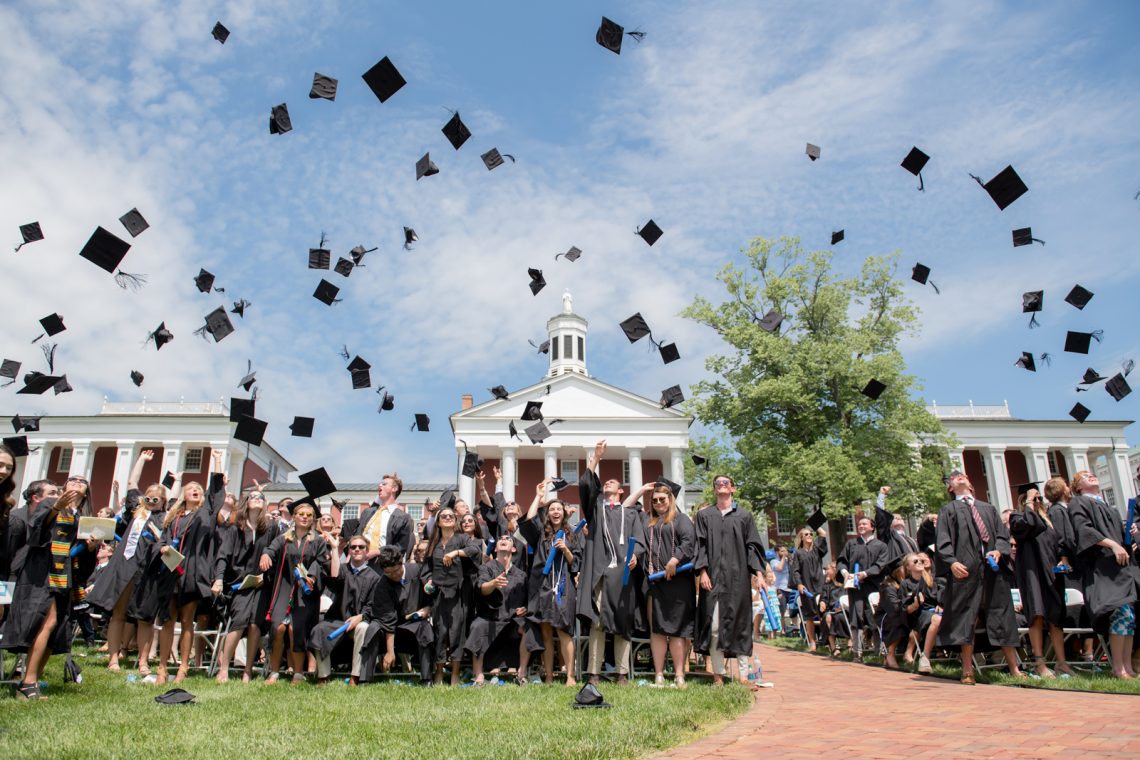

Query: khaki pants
[
  {"left": 708, "top": 602, "right": 746, "bottom": 676},
  {"left": 588, "top": 586, "right": 631, "bottom": 674},
  {"left": 316, "top": 624, "right": 370, "bottom": 678}
]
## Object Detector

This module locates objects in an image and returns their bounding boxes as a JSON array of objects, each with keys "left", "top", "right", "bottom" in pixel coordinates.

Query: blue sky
[{"left": 2, "top": 0, "right": 1138, "bottom": 483}]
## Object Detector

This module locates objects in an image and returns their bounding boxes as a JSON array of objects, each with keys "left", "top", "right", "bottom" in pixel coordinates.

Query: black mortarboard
[
  {"left": 490, "top": 385, "right": 509, "bottom": 401},
  {"left": 377, "top": 390, "right": 395, "bottom": 412},
  {"left": 805, "top": 143, "right": 821, "bottom": 161},
  {"left": 861, "top": 379, "right": 886, "bottom": 400},
  {"left": 1064, "top": 285, "right": 1093, "bottom": 310},
  {"left": 550, "top": 477, "right": 571, "bottom": 492},
  {"left": 900, "top": 147, "right": 929, "bottom": 190},
  {"left": 522, "top": 400, "right": 544, "bottom": 421},
  {"left": 39, "top": 313, "right": 66, "bottom": 337},
  {"left": 1015, "top": 351, "right": 1036, "bottom": 372},
  {"left": 313, "top": 279, "right": 341, "bottom": 306},
  {"left": 233, "top": 415, "right": 267, "bottom": 446},
  {"left": 807, "top": 509, "right": 827, "bottom": 531},
  {"left": 441, "top": 112, "right": 471, "bottom": 150},
  {"left": 299, "top": 467, "right": 336, "bottom": 499},
  {"left": 161, "top": 471, "right": 176, "bottom": 489},
  {"left": 1079, "top": 368, "right": 1106, "bottom": 385},
  {"left": 508, "top": 420, "right": 520, "bottom": 439},
  {"left": 1069, "top": 402, "right": 1090, "bottom": 423},
  {"left": 155, "top": 687, "right": 196, "bottom": 706},
  {"left": 347, "top": 355, "right": 370, "bottom": 372},
  {"left": 412, "top": 413, "right": 430, "bottom": 432},
  {"left": 1064, "top": 330, "right": 1102, "bottom": 355},
  {"left": 237, "top": 370, "right": 256, "bottom": 392},
  {"left": 595, "top": 16, "right": 640, "bottom": 55},
  {"left": 655, "top": 477, "right": 682, "bottom": 497},
  {"left": 528, "top": 268, "right": 546, "bottom": 296},
  {"left": 831, "top": 229, "right": 844, "bottom": 245},
  {"left": 119, "top": 208, "right": 149, "bottom": 238},
  {"left": 211, "top": 22, "right": 229, "bottom": 44},
  {"left": 3, "top": 435, "right": 29, "bottom": 457},
  {"left": 620, "top": 313, "right": 651, "bottom": 343},
  {"left": 530, "top": 339, "right": 550, "bottom": 355},
  {"left": 403, "top": 227, "right": 417, "bottom": 249},
  {"left": 910, "top": 263, "right": 937, "bottom": 291},
  {"left": 462, "top": 450, "right": 482, "bottom": 478},
  {"left": 52, "top": 375, "right": 71, "bottom": 395},
  {"left": 1022, "top": 290, "right": 1043, "bottom": 327},
  {"left": 288, "top": 416, "right": 314, "bottom": 438},
  {"left": 149, "top": 321, "right": 174, "bottom": 350},
  {"left": 17, "top": 372, "right": 60, "bottom": 395},
  {"left": 758, "top": 309, "right": 783, "bottom": 333},
  {"left": 660, "top": 385, "right": 684, "bottom": 408},
  {"left": 573, "top": 682, "right": 611, "bottom": 709},
  {"left": 15, "top": 221, "right": 44, "bottom": 251},
  {"left": 333, "top": 258, "right": 354, "bottom": 277},
  {"left": 229, "top": 397, "right": 254, "bottom": 422},
  {"left": 350, "top": 245, "right": 374, "bottom": 265},
  {"left": 416, "top": 152, "right": 439, "bottom": 180},
  {"left": 198, "top": 307, "right": 234, "bottom": 342},
  {"left": 1015, "top": 482, "right": 1040, "bottom": 497},
  {"left": 658, "top": 342, "right": 680, "bottom": 364},
  {"left": 78, "top": 226, "right": 132, "bottom": 275},
  {"left": 1, "top": 359, "right": 19, "bottom": 386},
  {"left": 309, "top": 72, "right": 338, "bottom": 100},
  {"left": 362, "top": 56, "right": 405, "bottom": 103},
  {"left": 524, "top": 421, "right": 552, "bottom": 444},
  {"left": 351, "top": 368, "right": 371, "bottom": 389},
  {"left": 194, "top": 269, "right": 216, "bottom": 293},
  {"left": 11, "top": 415, "right": 39, "bottom": 433},
  {"left": 481, "top": 148, "right": 514, "bottom": 171},
  {"left": 269, "top": 103, "right": 292, "bottom": 135},
  {"left": 308, "top": 248, "right": 330, "bottom": 269},
  {"left": 230, "top": 298, "right": 250, "bottom": 318},
  {"left": 1106, "top": 373, "right": 1132, "bottom": 402},
  {"left": 972, "top": 165, "right": 1027, "bottom": 210},
  {"left": 556, "top": 246, "right": 581, "bottom": 262},
  {"left": 130, "top": 369, "right": 144, "bottom": 386},
  {"left": 637, "top": 220, "right": 663, "bottom": 246},
  {"left": 439, "top": 488, "right": 456, "bottom": 511},
  {"left": 1012, "top": 227, "right": 1044, "bottom": 247}
]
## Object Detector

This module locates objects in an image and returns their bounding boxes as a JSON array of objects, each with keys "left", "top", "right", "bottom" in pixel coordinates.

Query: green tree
[{"left": 683, "top": 236, "right": 954, "bottom": 525}]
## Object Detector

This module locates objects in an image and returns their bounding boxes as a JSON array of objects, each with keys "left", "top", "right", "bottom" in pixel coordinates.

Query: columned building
[{"left": 451, "top": 292, "right": 695, "bottom": 512}]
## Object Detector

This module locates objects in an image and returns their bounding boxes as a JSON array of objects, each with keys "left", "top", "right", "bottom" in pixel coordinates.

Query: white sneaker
[{"left": 917, "top": 654, "right": 932, "bottom": 674}]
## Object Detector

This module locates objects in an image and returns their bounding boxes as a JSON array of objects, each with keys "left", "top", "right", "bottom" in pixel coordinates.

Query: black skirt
[{"left": 648, "top": 573, "right": 695, "bottom": 638}]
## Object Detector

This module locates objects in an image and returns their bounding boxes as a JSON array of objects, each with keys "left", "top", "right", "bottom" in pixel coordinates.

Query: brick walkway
[{"left": 655, "top": 645, "right": 1140, "bottom": 759}]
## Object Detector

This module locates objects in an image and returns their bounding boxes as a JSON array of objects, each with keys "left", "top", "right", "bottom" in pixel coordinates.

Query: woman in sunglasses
[
  {"left": 424, "top": 505, "right": 482, "bottom": 685},
  {"left": 88, "top": 450, "right": 168, "bottom": 673}
]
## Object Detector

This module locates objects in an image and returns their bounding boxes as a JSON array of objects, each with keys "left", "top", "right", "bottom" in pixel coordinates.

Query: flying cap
[
  {"left": 550, "top": 477, "right": 571, "bottom": 492},
  {"left": 1105, "top": 373, "right": 1132, "bottom": 402},
  {"left": 861, "top": 379, "right": 886, "bottom": 400},
  {"left": 900, "top": 147, "right": 929, "bottom": 190},
  {"left": 805, "top": 143, "right": 821, "bottom": 161},
  {"left": 269, "top": 103, "right": 292, "bottom": 135},
  {"left": 1079, "top": 368, "right": 1106, "bottom": 385},
  {"left": 1064, "top": 330, "right": 1102, "bottom": 355},
  {"left": 333, "top": 258, "right": 354, "bottom": 277},
  {"left": 412, "top": 413, "right": 430, "bottom": 432},
  {"left": 299, "top": 467, "right": 337, "bottom": 498},
  {"left": 52, "top": 375, "right": 71, "bottom": 395},
  {"left": 971, "top": 165, "right": 1027, "bottom": 210},
  {"left": 528, "top": 268, "right": 546, "bottom": 296},
  {"left": 237, "top": 369, "right": 256, "bottom": 392},
  {"left": 691, "top": 453, "right": 708, "bottom": 469},
  {"left": 441, "top": 113, "right": 471, "bottom": 150},
  {"left": 313, "top": 279, "right": 341, "bottom": 305},
  {"left": 39, "top": 313, "right": 66, "bottom": 338},
  {"left": 377, "top": 390, "right": 395, "bottom": 412},
  {"left": 1022, "top": 290, "right": 1043, "bottom": 328},
  {"left": 1015, "top": 351, "right": 1036, "bottom": 372},
  {"left": 831, "top": 229, "right": 844, "bottom": 245},
  {"left": 529, "top": 339, "right": 550, "bottom": 355},
  {"left": 461, "top": 450, "right": 483, "bottom": 478},
  {"left": 11, "top": 415, "right": 40, "bottom": 433},
  {"left": 522, "top": 400, "right": 543, "bottom": 421},
  {"left": 758, "top": 308, "right": 784, "bottom": 333},
  {"left": 148, "top": 322, "right": 174, "bottom": 350},
  {"left": 660, "top": 385, "right": 684, "bottom": 408},
  {"left": 79, "top": 226, "right": 145, "bottom": 289},
  {"left": 119, "top": 208, "right": 149, "bottom": 238},
  {"left": 211, "top": 22, "right": 229, "bottom": 44},
  {"left": 194, "top": 269, "right": 216, "bottom": 293},
  {"left": 308, "top": 248, "right": 331, "bottom": 269},
  {"left": 403, "top": 227, "right": 417, "bottom": 250},
  {"left": 481, "top": 148, "right": 514, "bottom": 171},
  {"left": 1064, "top": 285, "right": 1093, "bottom": 310},
  {"left": 910, "top": 263, "right": 940, "bottom": 293},
  {"left": 595, "top": 16, "right": 643, "bottom": 55},
  {"left": 16, "top": 372, "right": 61, "bottom": 395},
  {"left": 231, "top": 299, "right": 250, "bottom": 318},
  {"left": 229, "top": 397, "right": 254, "bottom": 422},
  {"left": 1069, "top": 402, "right": 1090, "bottom": 423},
  {"left": 351, "top": 367, "right": 371, "bottom": 390},
  {"left": 508, "top": 420, "right": 520, "bottom": 440},
  {"left": 0, "top": 359, "right": 20, "bottom": 386},
  {"left": 807, "top": 509, "right": 828, "bottom": 531},
  {"left": 197, "top": 307, "right": 234, "bottom": 342},
  {"left": 555, "top": 246, "right": 581, "bottom": 262},
  {"left": 655, "top": 476, "right": 681, "bottom": 497},
  {"left": 233, "top": 415, "right": 268, "bottom": 446},
  {"left": 636, "top": 220, "right": 663, "bottom": 246},
  {"left": 619, "top": 313, "right": 651, "bottom": 343},
  {"left": 2, "top": 435, "right": 29, "bottom": 457},
  {"left": 524, "top": 421, "right": 552, "bottom": 444},
  {"left": 161, "top": 471, "right": 176, "bottom": 489},
  {"left": 658, "top": 342, "right": 680, "bottom": 364},
  {"left": 309, "top": 72, "right": 338, "bottom": 100},
  {"left": 14, "top": 222, "right": 44, "bottom": 252},
  {"left": 1012, "top": 227, "right": 1044, "bottom": 247},
  {"left": 130, "top": 370, "right": 144, "bottom": 387},
  {"left": 416, "top": 152, "right": 439, "bottom": 180},
  {"left": 362, "top": 56, "right": 405, "bottom": 103},
  {"left": 490, "top": 385, "right": 509, "bottom": 401},
  {"left": 349, "top": 245, "right": 375, "bottom": 266}
]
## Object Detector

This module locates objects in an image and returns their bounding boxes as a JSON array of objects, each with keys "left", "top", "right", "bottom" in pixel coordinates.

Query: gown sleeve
[{"left": 578, "top": 469, "right": 600, "bottom": 527}]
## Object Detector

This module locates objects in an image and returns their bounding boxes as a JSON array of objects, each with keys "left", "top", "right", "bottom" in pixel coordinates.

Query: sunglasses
[
  {"left": 348, "top": 545, "right": 368, "bottom": 551},
  {"left": 248, "top": 492, "right": 265, "bottom": 500},
  {"left": 439, "top": 513, "right": 456, "bottom": 520},
  {"left": 67, "top": 477, "right": 89, "bottom": 485},
  {"left": 713, "top": 478, "right": 731, "bottom": 486},
  {"left": 143, "top": 496, "right": 163, "bottom": 505},
  {"left": 651, "top": 496, "right": 669, "bottom": 503}
]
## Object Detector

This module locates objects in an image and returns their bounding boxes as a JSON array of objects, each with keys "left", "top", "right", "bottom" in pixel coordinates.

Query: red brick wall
[
  {"left": 139, "top": 447, "right": 165, "bottom": 489},
  {"left": 241, "top": 457, "right": 269, "bottom": 490},
  {"left": 46, "top": 446, "right": 66, "bottom": 483},
  {"left": 89, "top": 446, "right": 117, "bottom": 512},
  {"left": 1003, "top": 449, "right": 1030, "bottom": 507},
  {"left": 963, "top": 449, "right": 989, "bottom": 503}
]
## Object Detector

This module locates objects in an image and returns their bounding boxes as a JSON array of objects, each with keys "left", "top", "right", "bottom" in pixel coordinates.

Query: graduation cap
[
  {"left": 861, "top": 379, "right": 886, "bottom": 400},
  {"left": 332, "top": 258, "right": 354, "bottom": 278},
  {"left": 155, "top": 686, "right": 196, "bottom": 705},
  {"left": 313, "top": 279, "right": 341, "bottom": 306},
  {"left": 461, "top": 448, "right": 483, "bottom": 478},
  {"left": 910, "top": 263, "right": 940, "bottom": 294},
  {"left": 508, "top": 420, "right": 520, "bottom": 440},
  {"left": 416, "top": 152, "right": 439, "bottom": 180},
  {"left": 299, "top": 467, "right": 337, "bottom": 499},
  {"left": 758, "top": 309, "right": 783, "bottom": 333},
  {"left": 438, "top": 488, "right": 457, "bottom": 511},
  {"left": 1069, "top": 402, "right": 1090, "bottom": 423},
  {"left": 805, "top": 143, "right": 821, "bottom": 161},
  {"left": 14, "top": 221, "right": 44, "bottom": 252},
  {"left": 309, "top": 72, "right": 338, "bottom": 100},
  {"left": 211, "top": 21, "right": 229, "bottom": 44},
  {"left": 1064, "top": 284, "right": 1093, "bottom": 310},
  {"left": 11, "top": 415, "right": 39, "bottom": 433},
  {"left": 522, "top": 400, "right": 544, "bottom": 421},
  {"left": 636, "top": 220, "right": 663, "bottom": 246},
  {"left": 130, "top": 369, "right": 144, "bottom": 387},
  {"left": 195, "top": 307, "right": 234, "bottom": 342},
  {"left": 481, "top": 148, "right": 514, "bottom": 171},
  {"left": 555, "top": 246, "right": 581, "bottom": 262},
  {"left": 1015, "top": 351, "right": 1036, "bottom": 372},
  {"left": 658, "top": 342, "right": 680, "bottom": 364},
  {"left": 1, "top": 359, "right": 21, "bottom": 387},
  {"left": 660, "top": 385, "right": 684, "bottom": 409},
  {"left": 1079, "top": 367, "right": 1107, "bottom": 386},
  {"left": 529, "top": 338, "right": 550, "bottom": 355},
  {"left": 53, "top": 374, "right": 72, "bottom": 395},
  {"left": 620, "top": 313, "right": 652, "bottom": 343},
  {"left": 119, "top": 208, "right": 149, "bottom": 238},
  {"left": 411, "top": 413, "right": 430, "bottom": 432},
  {"left": 362, "top": 56, "right": 405, "bottom": 103},
  {"left": 194, "top": 269, "right": 217, "bottom": 293},
  {"left": 38, "top": 313, "right": 66, "bottom": 339},
  {"left": 1012, "top": 227, "right": 1044, "bottom": 247},
  {"left": 524, "top": 421, "right": 553, "bottom": 444},
  {"left": 900, "top": 147, "right": 929, "bottom": 190},
  {"left": 403, "top": 227, "right": 417, "bottom": 250},
  {"left": 269, "top": 103, "right": 292, "bottom": 135},
  {"left": 971, "top": 165, "right": 1028, "bottom": 210},
  {"left": 308, "top": 248, "right": 331, "bottom": 269},
  {"left": 231, "top": 298, "right": 251, "bottom": 318},
  {"left": 441, "top": 112, "right": 471, "bottom": 150},
  {"left": 347, "top": 356, "right": 371, "bottom": 389},
  {"left": 691, "top": 453, "right": 708, "bottom": 469},
  {"left": 831, "top": 229, "right": 845, "bottom": 245},
  {"left": 233, "top": 415, "right": 268, "bottom": 446},
  {"left": 802, "top": 508, "right": 826, "bottom": 531},
  {"left": 147, "top": 322, "right": 174, "bottom": 350},
  {"left": 528, "top": 268, "right": 546, "bottom": 296},
  {"left": 1064, "top": 330, "right": 1102, "bottom": 355},
  {"left": 1106, "top": 373, "right": 1132, "bottom": 402},
  {"left": 1021, "top": 290, "right": 1043, "bottom": 328},
  {"left": 62, "top": 653, "right": 82, "bottom": 683},
  {"left": 78, "top": 226, "right": 146, "bottom": 290},
  {"left": 595, "top": 16, "right": 643, "bottom": 55},
  {"left": 237, "top": 365, "right": 256, "bottom": 392},
  {"left": 1014, "top": 482, "right": 1041, "bottom": 498},
  {"left": 349, "top": 245, "right": 375, "bottom": 266},
  {"left": 572, "top": 682, "right": 611, "bottom": 709},
  {"left": 549, "top": 477, "right": 571, "bottom": 492},
  {"left": 655, "top": 476, "right": 682, "bottom": 497},
  {"left": 229, "top": 397, "right": 255, "bottom": 423},
  {"left": 2, "top": 435, "right": 29, "bottom": 457},
  {"left": 16, "top": 372, "right": 61, "bottom": 395},
  {"left": 490, "top": 385, "right": 509, "bottom": 401},
  {"left": 161, "top": 471, "right": 176, "bottom": 489}
]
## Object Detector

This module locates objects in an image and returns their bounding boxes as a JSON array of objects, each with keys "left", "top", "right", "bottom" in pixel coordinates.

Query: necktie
[{"left": 965, "top": 496, "right": 990, "bottom": 544}]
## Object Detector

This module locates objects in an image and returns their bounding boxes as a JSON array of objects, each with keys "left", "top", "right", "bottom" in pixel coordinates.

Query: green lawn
[
  {"left": 0, "top": 649, "right": 751, "bottom": 760},
  {"left": 761, "top": 635, "right": 1140, "bottom": 694}
]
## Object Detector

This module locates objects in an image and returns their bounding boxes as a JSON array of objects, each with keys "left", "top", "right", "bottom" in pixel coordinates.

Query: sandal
[
  {"left": 173, "top": 666, "right": 189, "bottom": 684},
  {"left": 15, "top": 683, "right": 44, "bottom": 701},
  {"left": 265, "top": 672, "right": 280, "bottom": 684}
]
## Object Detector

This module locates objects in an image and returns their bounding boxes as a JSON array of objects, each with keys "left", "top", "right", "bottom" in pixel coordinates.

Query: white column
[
  {"left": 69, "top": 439, "right": 93, "bottom": 479},
  {"left": 1065, "top": 446, "right": 1090, "bottom": 477},
  {"left": 112, "top": 442, "right": 137, "bottom": 495},
  {"left": 1025, "top": 446, "right": 1051, "bottom": 485},
  {"left": 669, "top": 448, "right": 686, "bottom": 513},
  {"left": 982, "top": 446, "right": 1010, "bottom": 510},
  {"left": 225, "top": 447, "right": 243, "bottom": 489},
  {"left": 1106, "top": 449, "right": 1137, "bottom": 515},
  {"left": 18, "top": 444, "right": 48, "bottom": 497},
  {"left": 627, "top": 448, "right": 644, "bottom": 494},
  {"left": 162, "top": 442, "right": 184, "bottom": 483},
  {"left": 543, "top": 448, "right": 558, "bottom": 479},
  {"left": 501, "top": 447, "right": 517, "bottom": 502},
  {"left": 948, "top": 447, "right": 965, "bottom": 473},
  {"left": 458, "top": 448, "right": 475, "bottom": 506}
]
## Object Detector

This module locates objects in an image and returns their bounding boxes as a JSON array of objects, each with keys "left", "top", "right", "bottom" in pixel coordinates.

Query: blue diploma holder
[
  {"left": 573, "top": 520, "right": 587, "bottom": 535},
  {"left": 1125, "top": 498, "right": 1136, "bottom": 548},
  {"left": 647, "top": 561, "right": 694, "bottom": 582},
  {"left": 542, "top": 530, "right": 566, "bottom": 576},
  {"left": 294, "top": 567, "right": 312, "bottom": 596},
  {"left": 760, "top": 591, "right": 781, "bottom": 632},
  {"left": 327, "top": 622, "right": 349, "bottom": 641},
  {"left": 621, "top": 537, "right": 638, "bottom": 587},
  {"left": 852, "top": 563, "right": 861, "bottom": 589}
]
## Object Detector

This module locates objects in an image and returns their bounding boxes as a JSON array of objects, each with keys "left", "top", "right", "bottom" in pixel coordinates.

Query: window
[
  {"left": 560, "top": 460, "right": 579, "bottom": 485},
  {"left": 1046, "top": 450, "right": 1064, "bottom": 477},
  {"left": 846, "top": 515, "right": 856, "bottom": 533},
  {"left": 341, "top": 503, "right": 360, "bottom": 521},
  {"left": 406, "top": 502, "right": 423, "bottom": 520},
  {"left": 774, "top": 511, "right": 796, "bottom": 535},
  {"left": 622, "top": 461, "right": 630, "bottom": 485},
  {"left": 563, "top": 335, "right": 573, "bottom": 360},
  {"left": 551, "top": 337, "right": 559, "bottom": 360},
  {"left": 578, "top": 336, "right": 584, "bottom": 363},
  {"left": 1102, "top": 487, "right": 1116, "bottom": 509},
  {"left": 183, "top": 448, "right": 203, "bottom": 472},
  {"left": 57, "top": 446, "right": 73, "bottom": 472}
]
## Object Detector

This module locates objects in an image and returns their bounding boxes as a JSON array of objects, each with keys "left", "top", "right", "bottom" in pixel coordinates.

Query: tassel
[
  {"left": 1124, "top": 359, "right": 1135, "bottom": 377},
  {"left": 339, "top": 345, "right": 351, "bottom": 362},
  {"left": 626, "top": 29, "right": 646, "bottom": 42},
  {"left": 502, "top": 154, "right": 516, "bottom": 163},
  {"left": 929, "top": 280, "right": 940, "bottom": 295},
  {"left": 41, "top": 342, "right": 57, "bottom": 373},
  {"left": 114, "top": 271, "right": 148, "bottom": 291},
  {"left": 193, "top": 325, "right": 212, "bottom": 341},
  {"left": 1039, "top": 353, "right": 1052, "bottom": 367},
  {"left": 1028, "top": 313, "right": 1039, "bottom": 329},
  {"left": 916, "top": 173, "right": 924, "bottom": 192},
  {"left": 969, "top": 173, "right": 985, "bottom": 188},
  {"left": 1090, "top": 330, "right": 1104, "bottom": 344}
]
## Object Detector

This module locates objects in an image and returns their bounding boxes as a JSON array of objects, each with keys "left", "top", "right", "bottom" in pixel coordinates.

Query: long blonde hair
[
  {"left": 1018, "top": 492, "right": 1052, "bottom": 529},
  {"left": 162, "top": 480, "right": 205, "bottom": 528},
  {"left": 133, "top": 484, "right": 167, "bottom": 522},
  {"left": 646, "top": 485, "right": 677, "bottom": 527},
  {"left": 904, "top": 552, "right": 934, "bottom": 588}
]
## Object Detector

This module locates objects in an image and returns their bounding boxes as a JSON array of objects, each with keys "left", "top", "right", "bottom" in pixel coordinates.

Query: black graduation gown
[
  {"left": 479, "top": 492, "right": 530, "bottom": 569},
  {"left": 643, "top": 512, "right": 696, "bottom": 638},
  {"left": 126, "top": 514, "right": 173, "bottom": 623},
  {"left": 162, "top": 473, "right": 225, "bottom": 606},
  {"left": 1008, "top": 507, "right": 1067, "bottom": 627},
  {"left": 876, "top": 502, "right": 920, "bottom": 568},
  {"left": 3, "top": 504, "right": 33, "bottom": 582},
  {"left": 464, "top": 557, "right": 528, "bottom": 668},
  {"left": 353, "top": 503, "right": 414, "bottom": 561},
  {"left": 935, "top": 498, "right": 1018, "bottom": 648},
  {"left": 836, "top": 535, "right": 888, "bottom": 631},
  {"left": 519, "top": 516, "right": 579, "bottom": 633},
  {"left": 878, "top": 582, "right": 909, "bottom": 646},
  {"left": 374, "top": 562, "right": 434, "bottom": 648},
  {"left": 263, "top": 531, "right": 331, "bottom": 652},
  {"left": 213, "top": 521, "right": 280, "bottom": 631},
  {"left": 87, "top": 490, "right": 150, "bottom": 612},
  {"left": 575, "top": 469, "right": 646, "bottom": 637},
  {"left": 916, "top": 518, "right": 938, "bottom": 554},
  {"left": 310, "top": 565, "right": 382, "bottom": 677},
  {"left": 901, "top": 575, "right": 943, "bottom": 633},
  {"left": 790, "top": 536, "right": 829, "bottom": 602},
  {"left": 820, "top": 583, "right": 850, "bottom": 639},
  {"left": 1068, "top": 494, "right": 1140, "bottom": 628},
  {"left": 693, "top": 503, "right": 766, "bottom": 658},
  {"left": 423, "top": 533, "right": 481, "bottom": 662}
]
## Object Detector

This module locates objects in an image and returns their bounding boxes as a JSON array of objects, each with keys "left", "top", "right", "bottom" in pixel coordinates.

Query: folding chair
[{"left": 1060, "top": 588, "right": 1107, "bottom": 668}]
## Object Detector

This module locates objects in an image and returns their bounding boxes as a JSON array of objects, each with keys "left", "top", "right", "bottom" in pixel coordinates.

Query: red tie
[{"left": 965, "top": 496, "right": 990, "bottom": 544}]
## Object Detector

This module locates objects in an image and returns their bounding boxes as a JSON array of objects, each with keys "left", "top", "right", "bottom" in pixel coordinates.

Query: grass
[
  {"left": 761, "top": 635, "right": 1140, "bottom": 695},
  {"left": 0, "top": 648, "right": 752, "bottom": 760}
]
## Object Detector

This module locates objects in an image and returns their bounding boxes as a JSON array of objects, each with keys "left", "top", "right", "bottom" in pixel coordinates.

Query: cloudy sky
[{"left": 3, "top": 0, "right": 1138, "bottom": 483}]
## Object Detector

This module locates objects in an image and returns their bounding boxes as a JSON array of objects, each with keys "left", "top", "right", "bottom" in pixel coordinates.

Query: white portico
[{"left": 451, "top": 292, "right": 694, "bottom": 510}]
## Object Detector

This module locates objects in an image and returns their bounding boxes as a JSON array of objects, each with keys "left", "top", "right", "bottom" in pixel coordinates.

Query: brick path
[{"left": 655, "top": 645, "right": 1140, "bottom": 759}]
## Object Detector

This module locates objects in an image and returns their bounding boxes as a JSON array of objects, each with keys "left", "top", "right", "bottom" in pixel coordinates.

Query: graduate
[
  {"left": 1067, "top": 470, "right": 1139, "bottom": 679},
  {"left": 836, "top": 514, "right": 888, "bottom": 660},
  {"left": 818, "top": 562, "right": 850, "bottom": 656},
  {"left": 0, "top": 444, "right": 20, "bottom": 596},
  {"left": 900, "top": 552, "right": 943, "bottom": 673},
  {"left": 210, "top": 488, "right": 280, "bottom": 682},
  {"left": 935, "top": 471, "right": 1022, "bottom": 684},
  {"left": 310, "top": 535, "right": 382, "bottom": 685},
  {"left": 520, "top": 480, "right": 580, "bottom": 685},
  {"left": 477, "top": 467, "right": 529, "bottom": 562},
  {"left": 576, "top": 439, "right": 645, "bottom": 685},
  {"left": 694, "top": 473, "right": 767, "bottom": 687},
  {"left": 422, "top": 504, "right": 482, "bottom": 685},
  {"left": 465, "top": 533, "right": 530, "bottom": 686},
  {"left": 629, "top": 479, "right": 695, "bottom": 688},
  {"left": 877, "top": 560, "right": 911, "bottom": 670},
  {"left": 874, "top": 486, "right": 920, "bottom": 565},
  {"left": 87, "top": 449, "right": 167, "bottom": 672},
  {"left": 374, "top": 544, "right": 435, "bottom": 686},
  {"left": 789, "top": 524, "right": 828, "bottom": 652},
  {"left": 351, "top": 474, "right": 414, "bottom": 561}
]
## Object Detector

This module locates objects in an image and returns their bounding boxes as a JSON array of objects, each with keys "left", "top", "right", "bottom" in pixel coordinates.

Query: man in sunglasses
[{"left": 311, "top": 538, "right": 382, "bottom": 685}]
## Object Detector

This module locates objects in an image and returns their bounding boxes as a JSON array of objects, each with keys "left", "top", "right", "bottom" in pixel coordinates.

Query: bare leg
[
  {"left": 1108, "top": 634, "right": 1133, "bottom": 678},
  {"left": 922, "top": 615, "right": 942, "bottom": 659},
  {"left": 216, "top": 629, "right": 242, "bottom": 683},
  {"left": 649, "top": 632, "right": 668, "bottom": 681},
  {"left": 266, "top": 623, "right": 287, "bottom": 682},
  {"left": 244, "top": 625, "right": 261, "bottom": 681},
  {"left": 804, "top": 618, "right": 817, "bottom": 651},
  {"left": 174, "top": 604, "right": 196, "bottom": 682},
  {"left": 24, "top": 600, "right": 58, "bottom": 686},
  {"left": 135, "top": 621, "right": 154, "bottom": 675},
  {"left": 903, "top": 630, "right": 917, "bottom": 663},
  {"left": 885, "top": 641, "right": 900, "bottom": 669},
  {"left": 541, "top": 624, "right": 555, "bottom": 683},
  {"left": 156, "top": 602, "right": 178, "bottom": 683},
  {"left": 1045, "top": 624, "right": 1071, "bottom": 675},
  {"left": 1002, "top": 646, "right": 1023, "bottom": 677},
  {"left": 960, "top": 643, "right": 974, "bottom": 679},
  {"left": 106, "top": 582, "right": 134, "bottom": 671},
  {"left": 517, "top": 631, "right": 531, "bottom": 683},
  {"left": 449, "top": 659, "right": 461, "bottom": 686},
  {"left": 558, "top": 629, "right": 576, "bottom": 686},
  {"left": 472, "top": 654, "right": 484, "bottom": 685},
  {"left": 669, "top": 636, "right": 687, "bottom": 686}
]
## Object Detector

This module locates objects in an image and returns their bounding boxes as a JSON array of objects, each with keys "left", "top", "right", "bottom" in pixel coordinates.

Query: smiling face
[
  {"left": 547, "top": 500, "right": 565, "bottom": 527},
  {"left": 0, "top": 451, "right": 14, "bottom": 482},
  {"left": 650, "top": 488, "right": 672, "bottom": 516},
  {"left": 65, "top": 476, "right": 89, "bottom": 497},
  {"left": 856, "top": 516, "right": 874, "bottom": 538},
  {"left": 460, "top": 514, "right": 476, "bottom": 535},
  {"left": 712, "top": 476, "right": 735, "bottom": 498},
  {"left": 293, "top": 506, "right": 315, "bottom": 530}
]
